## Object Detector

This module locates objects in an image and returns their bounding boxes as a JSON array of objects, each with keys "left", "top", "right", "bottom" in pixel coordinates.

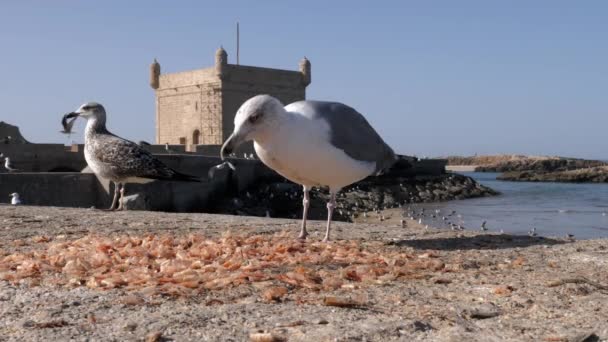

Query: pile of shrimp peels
[{"left": 0, "top": 231, "right": 446, "bottom": 298}]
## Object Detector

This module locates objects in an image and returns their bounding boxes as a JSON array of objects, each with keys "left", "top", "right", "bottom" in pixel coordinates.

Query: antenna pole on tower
[{"left": 236, "top": 22, "right": 240, "bottom": 65}]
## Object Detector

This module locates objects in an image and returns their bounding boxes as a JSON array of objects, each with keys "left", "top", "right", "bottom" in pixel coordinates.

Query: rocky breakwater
[
  {"left": 447, "top": 154, "right": 607, "bottom": 173},
  {"left": 499, "top": 166, "right": 608, "bottom": 183},
  {"left": 213, "top": 158, "right": 498, "bottom": 221},
  {"left": 475, "top": 157, "right": 607, "bottom": 173}
]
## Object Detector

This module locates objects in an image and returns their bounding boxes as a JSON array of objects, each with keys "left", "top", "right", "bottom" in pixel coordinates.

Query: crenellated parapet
[
  {"left": 150, "top": 58, "right": 161, "bottom": 89},
  {"left": 299, "top": 57, "right": 311, "bottom": 86},
  {"left": 215, "top": 46, "right": 228, "bottom": 79}
]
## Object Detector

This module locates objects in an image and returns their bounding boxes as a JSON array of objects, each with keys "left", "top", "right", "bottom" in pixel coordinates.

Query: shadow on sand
[{"left": 388, "top": 233, "right": 568, "bottom": 251}]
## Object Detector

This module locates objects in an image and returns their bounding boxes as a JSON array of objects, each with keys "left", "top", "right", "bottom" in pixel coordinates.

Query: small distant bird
[
  {"left": 60, "top": 113, "right": 77, "bottom": 134},
  {"left": 528, "top": 227, "right": 537, "bottom": 237},
  {"left": 400, "top": 219, "right": 406, "bottom": 228},
  {"left": 379, "top": 215, "right": 385, "bottom": 222},
  {"left": 249, "top": 153, "right": 255, "bottom": 159},
  {"left": 9, "top": 192, "right": 21, "bottom": 205},
  {"left": 4, "top": 157, "right": 18, "bottom": 172},
  {"left": 63, "top": 102, "right": 200, "bottom": 210},
  {"left": 480, "top": 221, "right": 488, "bottom": 231},
  {"left": 363, "top": 212, "right": 367, "bottom": 218},
  {"left": 265, "top": 210, "right": 271, "bottom": 218},
  {"left": 165, "top": 143, "right": 173, "bottom": 153},
  {"left": 425, "top": 225, "right": 429, "bottom": 229},
  {"left": 567, "top": 233, "right": 575, "bottom": 240},
  {"left": 418, "top": 218, "right": 423, "bottom": 225}
]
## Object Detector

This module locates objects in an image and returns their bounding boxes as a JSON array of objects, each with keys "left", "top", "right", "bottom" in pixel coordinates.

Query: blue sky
[{"left": 0, "top": 1, "right": 606, "bottom": 158}]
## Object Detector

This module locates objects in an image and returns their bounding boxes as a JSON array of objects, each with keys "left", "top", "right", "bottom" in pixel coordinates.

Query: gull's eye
[
  {"left": 248, "top": 113, "right": 262, "bottom": 124},
  {"left": 82, "top": 106, "right": 91, "bottom": 111}
]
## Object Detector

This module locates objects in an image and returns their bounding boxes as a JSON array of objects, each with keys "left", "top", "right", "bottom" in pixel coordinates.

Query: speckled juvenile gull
[
  {"left": 64, "top": 102, "right": 200, "bottom": 211},
  {"left": 220, "top": 95, "right": 396, "bottom": 241}
]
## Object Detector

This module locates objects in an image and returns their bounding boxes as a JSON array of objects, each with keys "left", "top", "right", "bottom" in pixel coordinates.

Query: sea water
[{"left": 418, "top": 172, "right": 608, "bottom": 239}]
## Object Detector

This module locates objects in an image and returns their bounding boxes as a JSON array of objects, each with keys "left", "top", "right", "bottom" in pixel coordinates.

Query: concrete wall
[
  {"left": 0, "top": 155, "right": 281, "bottom": 212},
  {"left": 0, "top": 173, "right": 108, "bottom": 207},
  {"left": 0, "top": 151, "right": 447, "bottom": 212},
  {"left": 194, "top": 144, "right": 222, "bottom": 156},
  {"left": 0, "top": 144, "right": 86, "bottom": 172},
  {"left": 142, "top": 144, "right": 187, "bottom": 154}
]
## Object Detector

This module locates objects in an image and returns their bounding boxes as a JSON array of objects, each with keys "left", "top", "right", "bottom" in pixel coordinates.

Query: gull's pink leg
[
  {"left": 106, "top": 181, "right": 120, "bottom": 211},
  {"left": 322, "top": 190, "right": 338, "bottom": 242},
  {"left": 298, "top": 186, "right": 310, "bottom": 240},
  {"left": 117, "top": 183, "right": 126, "bottom": 211}
]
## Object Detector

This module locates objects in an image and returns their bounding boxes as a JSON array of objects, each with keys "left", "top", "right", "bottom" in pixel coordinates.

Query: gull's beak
[
  {"left": 220, "top": 131, "right": 247, "bottom": 160},
  {"left": 65, "top": 112, "right": 80, "bottom": 119}
]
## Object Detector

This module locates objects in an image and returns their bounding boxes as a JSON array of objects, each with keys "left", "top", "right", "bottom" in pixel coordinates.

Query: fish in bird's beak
[
  {"left": 61, "top": 113, "right": 79, "bottom": 134},
  {"left": 64, "top": 112, "right": 79, "bottom": 119},
  {"left": 220, "top": 131, "right": 248, "bottom": 160}
]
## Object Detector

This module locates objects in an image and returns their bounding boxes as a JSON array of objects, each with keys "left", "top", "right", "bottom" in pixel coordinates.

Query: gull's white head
[
  {"left": 65, "top": 102, "right": 106, "bottom": 123},
  {"left": 220, "top": 95, "right": 285, "bottom": 159}
]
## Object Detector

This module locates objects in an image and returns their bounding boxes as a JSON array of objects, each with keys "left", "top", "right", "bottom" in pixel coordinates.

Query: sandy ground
[{"left": 0, "top": 204, "right": 607, "bottom": 342}]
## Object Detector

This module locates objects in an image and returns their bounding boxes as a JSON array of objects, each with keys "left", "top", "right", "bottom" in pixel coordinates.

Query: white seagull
[
  {"left": 220, "top": 95, "right": 396, "bottom": 241},
  {"left": 4, "top": 157, "right": 18, "bottom": 172},
  {"left": 9, "top": 192, "right": 21, "bottom": 205},
  {"left": 64, "top": 102, "right": 200, "bottom": 210}
]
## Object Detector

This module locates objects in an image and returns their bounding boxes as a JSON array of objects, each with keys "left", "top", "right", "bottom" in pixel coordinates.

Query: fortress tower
[{"left": 150, "top": 49, "right": 311, "bottom": 150}]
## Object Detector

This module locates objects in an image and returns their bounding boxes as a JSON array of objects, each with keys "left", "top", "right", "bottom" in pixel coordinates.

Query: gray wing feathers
[
  {"left": 294, "top": 101, "right": 396, "bottom": 174},
  {"left": 94, "top": 135, "right": 179, "bottom": 180}
]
